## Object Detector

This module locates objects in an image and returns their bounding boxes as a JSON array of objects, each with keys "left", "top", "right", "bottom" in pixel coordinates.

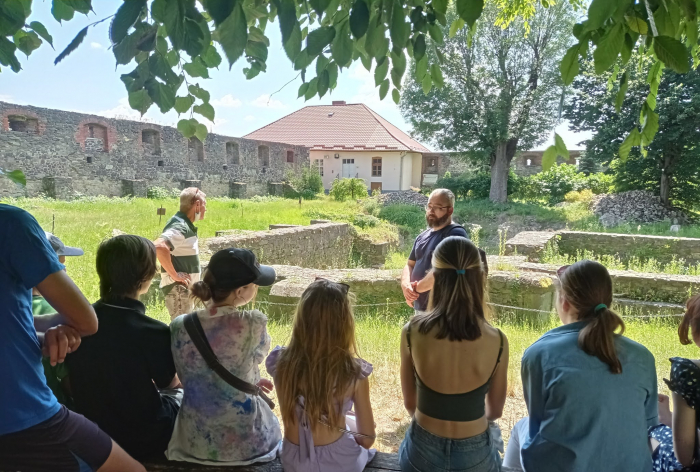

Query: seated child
[
  {"left": 166, "top": 248, "right": 282, "bottom": 465},
  {"left": 266, "top": 278, "right": 376, "bottom": 472},
  {"left": 32, "top": 232, "right": 84, "bottom": 408},
  {"left": 67, "top": 235, "right": 182, "bottom": 461}
]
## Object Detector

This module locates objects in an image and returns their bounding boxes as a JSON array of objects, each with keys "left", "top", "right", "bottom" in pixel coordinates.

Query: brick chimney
[{"left": 332, "top": 101, "right": 346, "bottom": 106}]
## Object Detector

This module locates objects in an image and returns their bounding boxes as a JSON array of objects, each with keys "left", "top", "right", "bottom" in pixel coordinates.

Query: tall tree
[
  {"left": 400, "top": 2, "right": 574, "bottom": 202},
  {"left": 565, "top": 54, "right": 700, "bottom": 209}
]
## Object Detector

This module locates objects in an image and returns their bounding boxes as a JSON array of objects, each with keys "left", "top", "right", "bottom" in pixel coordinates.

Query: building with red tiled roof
[{"left": 244, "top": 101, "right": 435, "bottom": 192}]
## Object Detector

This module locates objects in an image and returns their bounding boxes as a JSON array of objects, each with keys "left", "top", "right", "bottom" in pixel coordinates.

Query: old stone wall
[
  {"left": 205, "top": 223, "right": 354, "bottom": 269},
  {"left": 0, "top": 101, "right": 309, "bottom": 198},
  {"left": 557, "top": 231, "right": 700, "bottom": 265}
]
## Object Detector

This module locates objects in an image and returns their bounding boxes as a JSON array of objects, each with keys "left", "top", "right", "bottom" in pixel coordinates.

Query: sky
[{"left": 0, "top": 1, "right": 590, "bottom": 151}]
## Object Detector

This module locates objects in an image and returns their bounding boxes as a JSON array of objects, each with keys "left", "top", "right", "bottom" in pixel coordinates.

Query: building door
[
  {"left": 371, "top": 182, "right": 382, "bottom": 193},
  {"left": 342, "top": 158, "right": 355, "bottom": 178}
]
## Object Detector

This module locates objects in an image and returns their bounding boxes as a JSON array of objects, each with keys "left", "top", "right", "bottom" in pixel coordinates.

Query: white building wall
[{"left": 310, "top": 150, "right": 419, "bottom": 191}]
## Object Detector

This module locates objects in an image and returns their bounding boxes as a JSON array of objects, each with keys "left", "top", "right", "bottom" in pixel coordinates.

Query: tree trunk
[
  {"left": 489, "top": 139, "right": 518, "bottom": 203},
  {"left": 660, "top": 153, "right": 672, "bottom": 207}
]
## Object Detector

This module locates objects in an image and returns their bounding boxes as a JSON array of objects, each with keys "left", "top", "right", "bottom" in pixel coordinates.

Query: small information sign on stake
[{"left": 157, "top": 206, "right": 166, "bottom": 225}]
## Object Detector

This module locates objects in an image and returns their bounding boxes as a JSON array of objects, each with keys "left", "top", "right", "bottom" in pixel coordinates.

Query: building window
[
  {"left": 430, "top": 159, "right": 436, "bottom": 166},
  {"left": 526, "top": 159, "right": 532, "bottom": 166},
  {"left": 226, "top": 142, "right": 239, "bottom": 165},
  {"left": 84, "top": 123, "right": 108, "bottom": 152},
  {"left": 287, "top": 150, "right": 295, "bottom": 163},
  {"left": 314, "top": 159, "right": 324, "bottom": 176},
  {"left": 86, "top": 156, "right": 93, "bottom": 163},
  {"left": 157, "top": 160, "right": 164, "bottom": 167},
  {"left": 372, "top": 157, "right": 382, "bottom": 177},
  {"left": 142, "top": 129, "right": 161, "bottom": 155},
  {"left": 258, "top": 145, "right": 269, "bottom": 167},
  {"left": 575, "top": 158, "right": 580, "bottom": 167},
  {"left": 8, "top": 115, "right": 39, "bottom": 134},
  {"left": 188, "top": 137, "right": 204, "bottom": 161}
]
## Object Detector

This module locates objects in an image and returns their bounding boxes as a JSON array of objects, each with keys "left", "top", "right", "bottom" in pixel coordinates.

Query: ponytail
[
  {"left": 578, "top": 306, "right": 625, "bottom": 374},
  {"left": 559, "top": 260, "right": 624, "bottom": 374}
]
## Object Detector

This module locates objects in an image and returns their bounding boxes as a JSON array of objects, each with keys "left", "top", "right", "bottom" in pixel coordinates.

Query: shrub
[
  {"left": 285, "top": 167, "right": 324, "bottom": 199},
  {"left": 363, "top": 198, "right": 381, "bottom": 216},
  {"left": 353, "top": 214, "right": 381, "bottom": 228},
  {"left": 438, "top": 171, "right": 520, "bottom": 200},
  {"left": 586, "top": 173, "right": 615, "bottom": 194},
  {"left": 564, "top": 189, "right": 594, "bottom": 204},
  {"left": 379, "top": 205, "right": 426, "bottom": 235},
  {"left": 147, "top": 186, "right": 180, "bottom": 199},
  {"left": 515, "top": 165, "right": 612, "bottom": 204},
  {"left": 329, "top": 178, "right": 368, "bottom": 201}
]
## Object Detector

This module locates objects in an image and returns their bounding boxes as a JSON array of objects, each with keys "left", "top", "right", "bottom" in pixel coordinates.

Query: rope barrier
[{"left": 255, "top": 300, "right": 685, "bottom": 319}]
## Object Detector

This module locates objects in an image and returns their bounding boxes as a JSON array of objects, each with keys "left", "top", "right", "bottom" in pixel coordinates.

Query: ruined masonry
[{"left": 0, "top": 101, "right": 308, "bottom": 198}]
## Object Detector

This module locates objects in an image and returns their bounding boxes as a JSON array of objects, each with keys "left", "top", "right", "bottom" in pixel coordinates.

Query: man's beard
[{"left": 426, "top": 212, "right": 450, "bottom": 228}]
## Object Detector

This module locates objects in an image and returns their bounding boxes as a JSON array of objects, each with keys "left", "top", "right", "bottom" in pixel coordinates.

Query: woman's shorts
[
  {"left": 399, "top": 420, "right": 502, "bottom": 471},
  {"left": 0, "top": 405, "right": 113, "bottom": 472}
]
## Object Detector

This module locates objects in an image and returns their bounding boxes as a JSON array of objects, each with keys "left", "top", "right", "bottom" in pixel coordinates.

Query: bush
[
  {"left": 438, "top": 171, "right": 520, "bottom": 200},
  {"left": 329, "top": 178, "right": 368, "bottom": 201},
  {"left": 286, "top": 167, "right": 324, "bottom": 199},
  {"left": 363, "top": 198, "right": 381, "bottom": 216},
  {"left": 379, "top": 205, "right": 426, "bottom": 235},
  {"left": 515, "top": 165, "right": 612, "bottom": 204},
  {"left": 353, "top": 214, "right": 380, "bottom": 228},
  {"left": 564, "top": 189, "right": 594, "bottom": 204},
  {"left": 147, "top": 186, "right": 180, "bottom": 199}
]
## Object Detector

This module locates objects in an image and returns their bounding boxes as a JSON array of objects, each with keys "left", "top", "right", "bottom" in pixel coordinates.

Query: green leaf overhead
[
  {"left": 615, "top": 70, "right": 628, "bottom": 112},
  {"left": 330, "top": 19, "right": 353, "bottom": 66},
  {"left": 349, "top": 0, "right": 370, "bottom": 39},
  {"left": 390, "top": 0, "right": 409, "bottom": 49},
  {"left": 128, "top": 89, "right": 152, "bottom": 116},
  {"left": 2, "top": 169, "right": 27, "bottom": 186},
  {"left": 619, "top": 127, "right": 641, "bottom": 161},
  {"left": 541, "top": 146, "right": 558, "bottom": 171},
  {"left": 653, "top": 36, "right": 690, "bottom": 73},
  {"left": 307, "top": 26, "right": 336, "bottom": 56},
  {"left": 560, "top": 44, "right": 580, "bottom": 85},
  {"left": 585, "top": 0, "right": 617, "bottom": 32},
  {"left": 110, "top": 0, "right": 146, "bottom": 45},
  {"left": 145, "top": 78, "right": 176, "bottom": 113},
  {"left": 374, "top": 56, "right": 389, "bottom": 85},
  {"left": 177, "top": 118, "right": 197, "bottom": 138},
  {"left": 456, "top": 0, "right": 484, "bottom": 28},
  {"left": 54, "top": 25, "right": 88, "bottom": 64},
  {"left": 174, "top": 95, "right": 195, "bottom": 114},
  {"left": 593, "top": 23, "right": 624, "bottom": 74},
  {"left": 29, "top": 21, "right": 53, "bottom": 48},
  {"left": 217, "top": 2, "right": 248, "bottom": 68},
  {"left": 194, "top": 102, "right": 215, "bottom": 121}
]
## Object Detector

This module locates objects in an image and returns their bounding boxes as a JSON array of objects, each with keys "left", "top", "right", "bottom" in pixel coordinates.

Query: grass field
[{"left": 4, "top": 196, "right": 699, "bottom": 452}]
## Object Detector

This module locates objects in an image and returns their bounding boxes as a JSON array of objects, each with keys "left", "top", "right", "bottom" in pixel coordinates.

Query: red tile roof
[{"left": 243, "top": 103, "right": 431, "bottom": 153}]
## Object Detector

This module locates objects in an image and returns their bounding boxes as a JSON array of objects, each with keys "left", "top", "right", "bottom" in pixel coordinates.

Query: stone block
[
  {"left": 310, "top": 219, "right": 331, "bottom": 224},
  {"left": 180, "top": 180, "right": 201, "bottom": 190},
  {"left": 121, "top": 179, "right": 147, "bottom": 197},
  {"left": 504, "top": 231, "right": 558, "bottom": 261},
  {"left": 229, "top": 181, "right": 247, "bottom": 198},
  {"left": 267, "top": 182, "right": 284, "bottom": 196},
  {"left": 269, "top": 224, "right": 301, "bottom": 230},
  {"left": 42, "top": 176, "right": 73, "bottom": 200}
]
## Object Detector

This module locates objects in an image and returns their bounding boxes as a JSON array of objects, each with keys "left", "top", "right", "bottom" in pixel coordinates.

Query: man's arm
[
  {"left": 414, "top": 270, "right": 434, "bottom": 293},
  {"left": 154, "top": 238, "right": 189, "bottom": 285},
  {"left": 401, "top": 260, "right": 419, "bottom": 307}
]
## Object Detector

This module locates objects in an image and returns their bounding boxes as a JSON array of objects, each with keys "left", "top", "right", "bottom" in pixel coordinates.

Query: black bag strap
[{"left": 183, "top": 312, "right": 275, "bottom": 410}]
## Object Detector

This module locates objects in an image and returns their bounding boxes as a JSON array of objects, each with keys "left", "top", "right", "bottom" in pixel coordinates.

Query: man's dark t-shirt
[
  {"left": 67, "top": 297, "right": 179, "bottom": 460},
  {"left": 409, "top": 223, "right": 469, "bottom": 311}
]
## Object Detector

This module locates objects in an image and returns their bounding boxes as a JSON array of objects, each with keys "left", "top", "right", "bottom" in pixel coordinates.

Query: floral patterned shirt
[{"left": 166, "top": 306, "right": 282, "bottom": 465}]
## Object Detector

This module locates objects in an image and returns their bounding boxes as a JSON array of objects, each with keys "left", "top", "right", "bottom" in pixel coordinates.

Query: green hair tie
[{"left": 594, "top": 303, "right": 608, "bottom": 314}]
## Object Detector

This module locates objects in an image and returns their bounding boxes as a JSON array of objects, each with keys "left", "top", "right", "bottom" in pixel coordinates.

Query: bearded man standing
[{"left": 401, "top": 189, "right": 469, "bottom": 313}]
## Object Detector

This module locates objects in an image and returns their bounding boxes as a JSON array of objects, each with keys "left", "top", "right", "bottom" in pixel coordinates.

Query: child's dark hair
[
  {"left": 96, "top": 235, "right": 157, "bottom": 299},
  {"left": 678, "top": 294, "right": 700, "bottom": 345},
  {"left": 559, "top": 260, "right": 625, "bottom": 374}
]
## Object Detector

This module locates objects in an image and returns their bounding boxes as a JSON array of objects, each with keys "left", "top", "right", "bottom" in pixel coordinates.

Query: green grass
[{"left": 3, "top": 196, "right": 387, "bottom": 302}]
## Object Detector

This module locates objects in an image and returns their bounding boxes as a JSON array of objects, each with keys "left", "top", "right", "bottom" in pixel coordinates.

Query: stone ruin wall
[
  {"left": 0, "top": 101, "right": 309, "bottom": 199},
  {"left": 206, "top": 223, "right": 355, "bottom": 269}
]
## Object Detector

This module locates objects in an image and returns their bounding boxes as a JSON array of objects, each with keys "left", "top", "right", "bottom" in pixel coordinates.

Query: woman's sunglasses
[{"left": 314, "top": 276, "right": 350, "bottom": 295}]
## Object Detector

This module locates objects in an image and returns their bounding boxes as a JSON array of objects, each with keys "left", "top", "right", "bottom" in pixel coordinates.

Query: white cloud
[
  {"left": 0, "top": 94, "right": 13, "bottom": 103},
  {"left": 97, "top": 97, "right": 141, "bottom": 120},
  {"left": 244, "top": 115, "right": 256, "bottom": 122},
  {"left": 211, "top": 94, "right": 242, "bottom": 108},
  {"left": 250, "top": 94, "right": 286, "bottom": 109},
  {"left": 348, "top": 63, "right": 391, "bottom": 111},
  {"left": 90, "top": 42, "right": 104, "bottom": 49}
]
